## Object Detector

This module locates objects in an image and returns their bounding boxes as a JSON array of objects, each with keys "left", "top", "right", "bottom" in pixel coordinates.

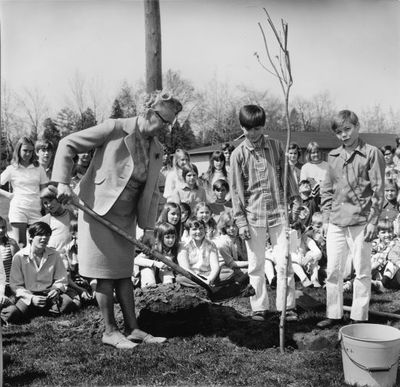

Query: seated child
[
  {"left": 194, "top": 202, "right": 218, "bottom": 242},
  {"left": 379, "top": 179, "right": 399, "bottom": 223},
  {"left": 1, "top": 222, "right": 77, "bottom": 323},
  {"left": 291, "top": 222, "right": 322, "bottom": 288},
  {"left": 169, "top": 163, "right": 207, "bottom": 211},
  {"left": 0, "top": 216, "right": 19, "bottom": 298},
  {"left": 214, "top": 211, "right": 248, "bottom": 281},
  {"left": 134, "top": 222, "right": 178, "bottom": 288},
  {"left": 177, "top": 218, "right": 220, "bottom": 287},
  {"left": 209, "top": 179, "right": 232, "bottom": 223},
  {"left": 157, "top": 201, "right": 182, "bottom": 238},
  {"left": 39, "top": 187, "right": 91, "bottom": 305},
  {"left": 370, "top": 219, "right": 396, "bottom": 292}
]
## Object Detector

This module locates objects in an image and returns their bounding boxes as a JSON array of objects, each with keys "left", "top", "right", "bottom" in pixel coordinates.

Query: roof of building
[{"left": 188, "top": 131, "right": 398, "bottom": 155}]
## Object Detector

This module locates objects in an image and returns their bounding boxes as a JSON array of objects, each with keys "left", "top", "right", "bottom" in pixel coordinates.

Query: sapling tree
[{"left": 255, "top": 8, "right": 293, "bottom": 353}]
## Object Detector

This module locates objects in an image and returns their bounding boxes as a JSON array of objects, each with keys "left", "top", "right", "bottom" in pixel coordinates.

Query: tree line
[{"left": 2, "top": 69, "right": 400, "bottom": 170}]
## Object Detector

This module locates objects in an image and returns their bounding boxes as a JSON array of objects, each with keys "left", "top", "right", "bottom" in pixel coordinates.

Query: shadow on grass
[
  {"left": 4, "top": 369, "right": 47, "bottom": 387},
  {"left": 138, "top": 303, "right": 301, "bottom": 350}
]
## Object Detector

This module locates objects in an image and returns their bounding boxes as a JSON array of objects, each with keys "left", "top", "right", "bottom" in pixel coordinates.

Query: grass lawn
[{"left": 3, "top": 285, "right": 400, "bottom": 387}]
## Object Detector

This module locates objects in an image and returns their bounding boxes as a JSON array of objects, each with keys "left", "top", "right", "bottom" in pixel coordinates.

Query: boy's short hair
[
  {"left": 35, "top": 139, "right": 54, "bottom": 152},
  {"left": 28, "top": 221, "right": 52, "bottom": 238},
  {"left": 181, "top": 163, "right": 198, "bottom": 180},
  {"left": 331, "top": 110, "right": 359, "bottom": 132},
  {"left": 212, "top": 179, "right": 229, "bottom": 192},
  {"left": 186, "top": 217, "right": 205, "bottom": 230},
  {"left": 239, "top": 105, "right": 266, "bottom": 130}
]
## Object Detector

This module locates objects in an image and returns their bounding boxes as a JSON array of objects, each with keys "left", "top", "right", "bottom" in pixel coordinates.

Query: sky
[{"left": 1, "top": 0, "right": 400, "bottom": 117}]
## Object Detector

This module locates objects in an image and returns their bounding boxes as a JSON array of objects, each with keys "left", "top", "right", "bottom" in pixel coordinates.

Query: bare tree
[
  {"left": 87, "top": 76, "right": 108, "bottom": 123},
  {"left": 256, "top": 8, "right": 293, "bottom": 353},
  {"left": 68, "top": 71, "right": 87, "bottom": 117},
  {"left": 17, "top": 87, "right": 49, "bottom": 140}
]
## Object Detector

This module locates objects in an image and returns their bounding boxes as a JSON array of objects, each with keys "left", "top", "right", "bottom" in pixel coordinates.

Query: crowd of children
[{"left": 0, "top": 106, "right": 399, "bottom": 329}]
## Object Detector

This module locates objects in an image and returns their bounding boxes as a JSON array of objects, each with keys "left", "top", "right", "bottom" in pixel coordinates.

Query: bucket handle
[{"left": 341, "top": 341, "right": 398, "bottom": 373}]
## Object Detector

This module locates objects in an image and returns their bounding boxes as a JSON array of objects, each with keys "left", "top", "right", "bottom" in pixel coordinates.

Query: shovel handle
[{"left": 71, "top": 198, "right": 213, "bottom": 293}]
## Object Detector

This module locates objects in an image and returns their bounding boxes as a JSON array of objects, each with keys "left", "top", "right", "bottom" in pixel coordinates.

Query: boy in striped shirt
[{"left": 230, "top": 105, "right": 300, "bottom": 321}]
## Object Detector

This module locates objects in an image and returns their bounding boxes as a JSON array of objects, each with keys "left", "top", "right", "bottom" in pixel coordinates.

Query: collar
[
  {"left": 182, "top": 183, "right": 197, "bottom": 190},
  {"left": 21, "top": 245, "right": 54, "bottom": 262},
  {"left": 330, "top": 138, "right": 367, "bottom": 158},
  {"left": 243, "top": 135, "right": 269, "bottom": 151},
  {"left": 189, "top": 238, "right": 206, "bottom": 249}
]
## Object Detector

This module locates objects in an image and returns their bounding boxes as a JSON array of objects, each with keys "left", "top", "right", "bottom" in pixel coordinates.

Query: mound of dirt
[{"left": 133, "top": 284, "right": 282, "bottom": 350}]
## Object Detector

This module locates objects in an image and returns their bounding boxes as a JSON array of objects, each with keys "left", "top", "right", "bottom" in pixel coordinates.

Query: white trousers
[
  {"left": 246, "top": 224, "right": 295, "bottom": 312},
  {"left": 326, "top": 223, "right": 372, "bottom": 321}
]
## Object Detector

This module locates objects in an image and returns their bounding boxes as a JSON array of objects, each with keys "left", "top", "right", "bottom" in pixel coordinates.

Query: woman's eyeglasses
[{"left": 154, "top": 110, "right": 175, "bottom": 127}]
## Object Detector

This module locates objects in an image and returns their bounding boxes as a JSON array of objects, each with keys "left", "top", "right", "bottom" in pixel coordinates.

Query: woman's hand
[
  {"left": 142, "top": 229, "right": 155, "bottom": 247},
  {"left": 56, "top": 183, "right": 74, "bottom": 205}
]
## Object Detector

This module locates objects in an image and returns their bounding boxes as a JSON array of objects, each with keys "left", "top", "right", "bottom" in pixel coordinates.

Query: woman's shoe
[
  {"left": 102, "top": 331, "right": 138, "bottom": 349},
  {"left": 127, "top": 329, "right": 167, "bottom": 344}
]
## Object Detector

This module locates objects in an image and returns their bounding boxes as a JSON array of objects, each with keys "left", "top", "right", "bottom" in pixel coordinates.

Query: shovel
[{"left": 71, "top": 198, "right": 254, "bottom": 302}]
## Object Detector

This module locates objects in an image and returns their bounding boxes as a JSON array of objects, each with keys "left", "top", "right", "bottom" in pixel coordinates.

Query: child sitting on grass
[
  {"left": 157, "top": 202, "right": 182, "bottom": 238},
  {"left": 1, "top": 222, "right": 77, "bottom": 323},
  {"left": 169, "top": 163, "right": 207, "bottom": 212},
  {"left": 291, "top": 222, "right": 322, "bottom": 288},
  {"left": 134, "top": 222, "right": 179, "bottom": 288},
  {"left": 39, "top": 187, "right": 92, "bottom": 305},
  {"left": 194, "top": 202, "right": 218, "bottom": 242},
  {"left": 369, "top": 219, "right": 396, "bottom": 292},
  {"left": 214, "top": 211, "right": 248, "bottom": 281},
  {"left": 177, "top": 217, "right": 220, "bottom": 287}
]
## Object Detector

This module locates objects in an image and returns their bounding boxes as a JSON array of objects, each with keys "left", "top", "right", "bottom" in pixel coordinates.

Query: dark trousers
[{"left": 1, "top": 293, "right": 77, "bottom": 323}]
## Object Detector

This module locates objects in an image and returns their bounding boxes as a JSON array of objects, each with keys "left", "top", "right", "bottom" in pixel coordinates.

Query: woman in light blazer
[{"left": 52, "top": 92, "right": 182, "bottom": 349}]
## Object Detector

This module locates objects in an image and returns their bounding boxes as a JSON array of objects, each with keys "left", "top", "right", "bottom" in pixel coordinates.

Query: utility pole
[{"left": 144, "top": 0, "right": 162, "bottom": 93}]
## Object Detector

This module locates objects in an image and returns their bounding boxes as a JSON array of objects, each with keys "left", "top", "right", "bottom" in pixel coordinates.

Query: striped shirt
[
  {"left": 230, "top": 135, "right": 299, "bottom": 229},
  {"left": 0, "top": 237, "right": 18, "bottom": 285}
]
